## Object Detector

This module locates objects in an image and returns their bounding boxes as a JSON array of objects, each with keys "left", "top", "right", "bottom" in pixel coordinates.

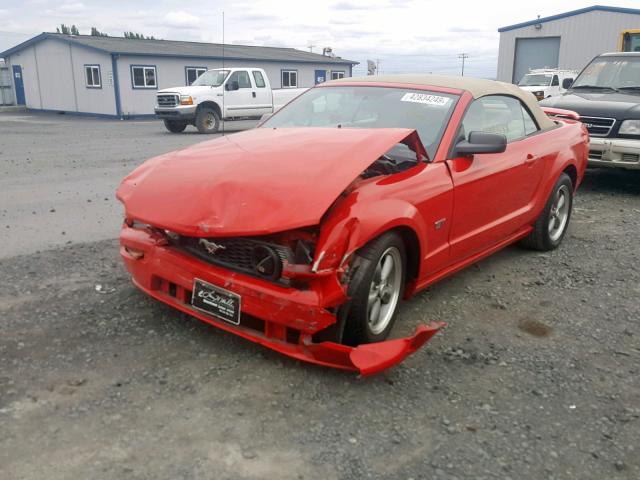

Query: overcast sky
[{"left": 1, "top": 0, "right": 638, "bottom": 78}]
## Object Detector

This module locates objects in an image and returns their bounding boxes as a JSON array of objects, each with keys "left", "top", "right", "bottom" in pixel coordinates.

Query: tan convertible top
[{"left": 329, "top": 74, "right": 555, "bottom": 130}]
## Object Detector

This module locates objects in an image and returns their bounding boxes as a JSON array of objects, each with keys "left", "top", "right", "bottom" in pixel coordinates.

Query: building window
[
  {"left": 85, "top": 65, "right": 101, "bottom": 88},
  {"left": 131, "top": 65, "right": 157, "bottom": 88},
  {"left": 331, "top": 71, "right": 345, "bottom": 80},
  {"left": 186, "top": 66, "right": 207, "bottom": 85},
  {"left": 281, "top": 70, "right": 298, "bottom": 88},
  {"left": 252, "top": 71, "right": 266, "bottom": 88}
]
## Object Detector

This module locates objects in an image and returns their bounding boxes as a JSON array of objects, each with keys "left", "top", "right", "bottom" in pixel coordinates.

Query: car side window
[
  {"left": 461, "top": 95, "right": 528, "bottom": 143},
  {"left": 228, "top": 71, "right": 252, "bottom": 88},
  {"left": 252, "top": 71, "right": 266, "bottom": 88},
  {"left": 522, "top": 105, "right": 539, "bottom": 136},
  {"left": 552, "top": 75, "right": 559, "bottom": 86}
]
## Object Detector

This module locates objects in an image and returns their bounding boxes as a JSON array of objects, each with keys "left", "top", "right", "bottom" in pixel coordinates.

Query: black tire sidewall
[
  {"left": 163, "top": 120, "right": 187, "bottom": 133},
  {"left": 541, "top": 173, "right": 573, "bottom": 250},
  {"left": 344, "top": 232, "right": 406, "bottom": 345},
  {"left": 195, "top": 107, "right": 220, "bottom": 134}
]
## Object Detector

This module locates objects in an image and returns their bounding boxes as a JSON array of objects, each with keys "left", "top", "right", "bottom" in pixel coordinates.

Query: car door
[
  {"left": 223, "top": 70, "right": 257, "bottom": 117},
  {"left": 446, "top": 95, "right": 545, "bottom": 261}
]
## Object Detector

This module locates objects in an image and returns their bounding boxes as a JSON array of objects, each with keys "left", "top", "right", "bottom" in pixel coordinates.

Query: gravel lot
[{"left": 1, "top": 113, "right": 639, "bottom": 480}]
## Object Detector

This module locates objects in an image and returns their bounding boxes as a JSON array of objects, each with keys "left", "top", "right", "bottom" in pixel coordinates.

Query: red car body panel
[{"left": 118, "top": 81, "right": 588, "bottom": 375}]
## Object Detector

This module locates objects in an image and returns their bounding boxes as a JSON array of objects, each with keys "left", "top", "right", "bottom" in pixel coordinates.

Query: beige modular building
[{"left": 0, "top": 33, "right": 357, "bottom": 117}]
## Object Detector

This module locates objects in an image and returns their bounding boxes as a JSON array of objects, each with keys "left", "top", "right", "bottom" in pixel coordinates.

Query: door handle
[
  {"left": 252, "top": 92, "right": 256, "bottom": 98},
  {"left": 525, "top": 154, "right": 537, "bottom": 165}
]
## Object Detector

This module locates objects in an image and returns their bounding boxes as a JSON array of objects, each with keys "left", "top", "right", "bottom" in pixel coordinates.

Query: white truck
[
  {"left": 154, "top": 68, "right": 306, "bottom": 133},
  {"left": 518, "top": 69, "right": 578, "bottom": 101}
]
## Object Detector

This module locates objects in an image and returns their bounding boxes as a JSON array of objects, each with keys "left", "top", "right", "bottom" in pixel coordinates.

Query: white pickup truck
[{"left": 155, "top": 68, "right": 307, "bottom": 133}]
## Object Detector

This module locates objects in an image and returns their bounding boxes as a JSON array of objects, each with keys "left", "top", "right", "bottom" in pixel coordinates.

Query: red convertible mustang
[{"left": 117, "top": 75, "right": 588, "bottom": 375}]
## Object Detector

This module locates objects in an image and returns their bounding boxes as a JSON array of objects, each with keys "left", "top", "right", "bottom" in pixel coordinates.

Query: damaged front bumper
[{"left": 120, "top": 224, "right": 444, "bottom": 375}]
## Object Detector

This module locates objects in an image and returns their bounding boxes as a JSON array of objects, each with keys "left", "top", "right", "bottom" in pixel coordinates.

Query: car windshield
[
  {"left": 519, "top": 74, "right": 552, "bottom": 86},
  {"left": 572, "top": 56, "right": 640, "bottom": 89},
  {"left": 192, "top": 70, "right": 229, "bottom": 87},
  {"left": 261, "top": 86, "right": 459, "bottom": 158}
]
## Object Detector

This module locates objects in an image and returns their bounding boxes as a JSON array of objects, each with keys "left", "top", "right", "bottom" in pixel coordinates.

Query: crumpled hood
[{"left": 117, "top": 127, "right": 424, "bottom": 236}]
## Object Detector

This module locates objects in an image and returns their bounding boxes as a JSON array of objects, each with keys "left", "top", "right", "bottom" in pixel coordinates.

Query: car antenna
[{"left": 222, "top": 10, "right": 225, "bottom": 137}]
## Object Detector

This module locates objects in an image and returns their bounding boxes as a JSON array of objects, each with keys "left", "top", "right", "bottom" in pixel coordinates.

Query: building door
[
  {"left": 12, "top": 65, "right": 25, "bottom": 105},
  {"left": 512, "top": 37, "right": 560, "bottom": 84},
  {"left": 315, "top": 70, "right": 326, "bottom": 85}
]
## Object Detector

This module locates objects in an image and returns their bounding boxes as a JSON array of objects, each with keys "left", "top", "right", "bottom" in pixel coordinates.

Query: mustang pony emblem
[{"left": 199, "top": 239, "right": 226, "bottom": 255}]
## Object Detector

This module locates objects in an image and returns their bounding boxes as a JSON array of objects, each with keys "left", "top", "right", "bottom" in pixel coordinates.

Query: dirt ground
[{"left": 1, "top": 113, "right": 639, "bottom": 480}]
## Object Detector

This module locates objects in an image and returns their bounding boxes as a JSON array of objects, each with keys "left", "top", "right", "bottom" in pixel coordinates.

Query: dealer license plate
[{"left": 191, "top": 279, "right": 241, "bottom": 325}]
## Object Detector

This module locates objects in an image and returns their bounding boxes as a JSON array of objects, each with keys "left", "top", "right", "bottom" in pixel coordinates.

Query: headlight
[
  {"left": 180, "top": 95, "right": 194, "bottom": 105},
  {"left": 619, "top": 120, "right": 640, "bottom": 135},
  {"left": 533, "top": 91, "right": 545, "bottom": 99}
]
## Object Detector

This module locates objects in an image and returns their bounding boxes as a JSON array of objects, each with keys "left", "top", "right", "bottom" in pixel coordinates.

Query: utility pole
[
  {"left": 376, "top": 58, "right": 380, "bottom": 75},
  {"left": 307, "top": 44, "right": 315, "bottom": 53},
  {"left": 458, "top": 53, "right": 469, "bottom": 76}
]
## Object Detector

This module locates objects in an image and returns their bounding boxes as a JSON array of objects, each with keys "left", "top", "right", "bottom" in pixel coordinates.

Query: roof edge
[
  {"left": 0, "top": 32, "right": 111, "bottom": 58},
  {"left": 498, "top": 5, "right": 640, "bottom": 33},
  {"left": 1, "top": 32, "right": 358, "bottom": 64}
]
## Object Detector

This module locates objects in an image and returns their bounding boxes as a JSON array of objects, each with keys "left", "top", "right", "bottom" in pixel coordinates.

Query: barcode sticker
[{"left": 400, "top": 93, "right": 449, "bottom": 106}]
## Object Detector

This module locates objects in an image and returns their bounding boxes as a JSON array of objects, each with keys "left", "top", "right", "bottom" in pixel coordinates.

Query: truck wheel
[
  {"left": 343, "top": 232, "right": 406, "bottom": 345},
  {"left": 163, "top": 120, "right": 187, "bottom": 133},
  {"left": 195, "top": 107, "right": 220, "bottom": 134},
  {"left": 521, "top": 173, "right": 573, "bottom": 251}
]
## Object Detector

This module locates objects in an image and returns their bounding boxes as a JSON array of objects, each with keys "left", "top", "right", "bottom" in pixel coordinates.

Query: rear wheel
[
  {"left": 195, "top": 107, "right": 220, "bottom": 134},
  {"left": 521, "top": 173, "right": 573, "bottom": 251},
  {"left": 163, "top": 119, "right": 187, "bottom": 133},
  {"left": 343, "top": 232, "right": 406, "bottom": 345}
]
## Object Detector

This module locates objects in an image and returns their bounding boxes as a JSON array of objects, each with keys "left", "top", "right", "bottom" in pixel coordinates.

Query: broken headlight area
[{"left": 160, "top": 229, "right": 318, "bottom": 286}]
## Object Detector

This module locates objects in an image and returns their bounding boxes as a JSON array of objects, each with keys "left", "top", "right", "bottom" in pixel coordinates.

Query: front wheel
[
  {"left": 195, "top": 107, "right": 220, "bottom": 134},
  {"left": 163, "top": 119, "right": 187, "bottom": 133},
  {"left": 343, "top": 232, "right": 406, "bottom": 345},
  {"left": 521, "top": 173, "right": 573, "bottom": 251}
]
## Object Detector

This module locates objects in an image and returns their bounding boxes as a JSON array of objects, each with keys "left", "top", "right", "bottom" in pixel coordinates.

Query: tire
[
  {"left": 195, "top": 106, "right": 220, "bottom": 134},
  {"left": 343, "top": 232, "right": 406, "bottom": 345},
  {"left": 163, "top": 120, "right": 187, "bottom": 133},
  {"left": 521, "top": 173, "right": 573, "bottom": 251}
]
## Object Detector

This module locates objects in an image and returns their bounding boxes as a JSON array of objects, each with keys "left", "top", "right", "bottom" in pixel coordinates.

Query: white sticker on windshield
[{"left": 400, "top": 93, "right": 450, "bottom": 106}]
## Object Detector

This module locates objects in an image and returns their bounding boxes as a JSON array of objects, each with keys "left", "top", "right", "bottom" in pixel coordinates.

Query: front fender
[{"left": 313, "top": 193, "right": 429, "bottom": 274}]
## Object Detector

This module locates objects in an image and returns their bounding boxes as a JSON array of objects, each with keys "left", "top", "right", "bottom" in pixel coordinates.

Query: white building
[
  {"left": 497, "top": 5, "right": 640, "bottom": 83},
  {"left": 0, "top": 33, "right": 357, "bottom": 117}
]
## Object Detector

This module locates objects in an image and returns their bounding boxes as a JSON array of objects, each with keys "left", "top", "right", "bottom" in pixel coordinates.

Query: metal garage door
[{"left": 512, "top": 37, "right": 561, "bottom": 84}]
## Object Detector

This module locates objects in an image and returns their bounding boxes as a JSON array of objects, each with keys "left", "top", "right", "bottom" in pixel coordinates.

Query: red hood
[{"left": 117, "top": 127, "right": 424, "bottom": 236}]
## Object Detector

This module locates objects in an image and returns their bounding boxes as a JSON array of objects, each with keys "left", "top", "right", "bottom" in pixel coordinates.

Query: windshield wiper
[
  {"left": 618, "top": 86, "right": 640, "bottom": 92},
  {"left": 572, "top": 85, "right": 619, "bottom": 91}
]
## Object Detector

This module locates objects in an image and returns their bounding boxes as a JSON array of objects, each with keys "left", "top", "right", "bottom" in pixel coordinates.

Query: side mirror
[
  {"left": 225, "top": 81, "right": 239, "bottom": 91},
  {"left": 455, "top": 131, "right": 507, "bottom": 156},
  {"left": 562, "top": 78, "right": 573, "bottom": 89}
]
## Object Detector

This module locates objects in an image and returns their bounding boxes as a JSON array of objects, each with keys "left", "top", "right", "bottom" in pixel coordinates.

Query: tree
[
  {"left": 90, "top": 27, "right": 108, "bottom": 37},
  {"left": 124, "top": 31, "right": 156, "bottom": 40},
  {"left": 55, "top": 24, "right": 80, "bottom": 35}
]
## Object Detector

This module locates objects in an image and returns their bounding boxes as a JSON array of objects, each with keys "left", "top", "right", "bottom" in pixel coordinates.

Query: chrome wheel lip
[
  {"left": 548, "top": 184, "right": 570, "bottom": 242},
  {"left": 367, "top": 246, "right": 402, "bottom": 335}
]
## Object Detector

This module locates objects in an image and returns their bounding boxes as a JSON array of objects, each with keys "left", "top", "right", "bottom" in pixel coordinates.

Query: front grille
[
  {"left": 580, "top": 116, "right": 616, "bottom": 137},
  {"left": 178, "top": 237, "right": 295, "bottom": 282},
  {"left": 621, "top": 153, "right": 640, "bottom": 163},
  {"left": 588, "top": 150, "right": 603, "bottom": 160},
  {"left": 157, "top": 94, "right": 179, "bottom": 107}
]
